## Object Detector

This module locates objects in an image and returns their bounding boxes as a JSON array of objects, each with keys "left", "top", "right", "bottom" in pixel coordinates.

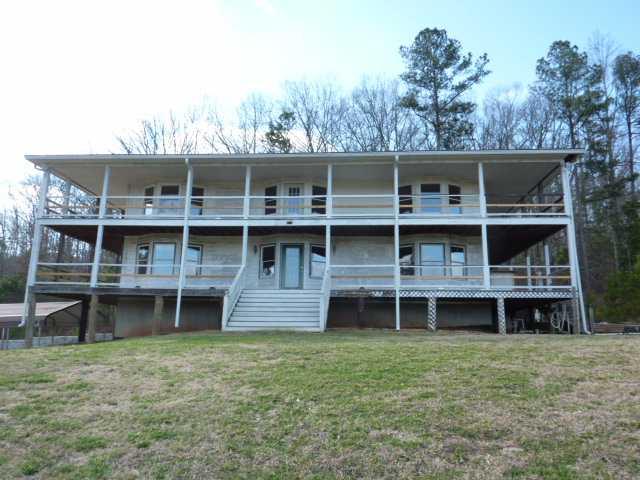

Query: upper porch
[{"left": 28, "top": 150, "right": 580, "bottom": 224}]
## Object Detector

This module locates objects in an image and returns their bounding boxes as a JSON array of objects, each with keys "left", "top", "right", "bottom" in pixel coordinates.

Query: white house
[{"left": 21, "top": 150, "right": 587, "bottom": 341}]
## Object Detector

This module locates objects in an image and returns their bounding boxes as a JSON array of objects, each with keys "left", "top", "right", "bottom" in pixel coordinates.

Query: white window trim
[
  {"left": 309, "top": 244, "right": 326, "bottom": 278},
  {"left": 135, "top": 243, "right": 150, "bottom": 275},
  {"left": 151, "top": 241, "right": 177, "bottom": 275},
  {"left": 259, "top": 244, "right": 277, "bottom": 279}
]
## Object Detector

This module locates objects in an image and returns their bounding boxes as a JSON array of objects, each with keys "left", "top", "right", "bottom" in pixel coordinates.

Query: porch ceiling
[{"left": 28, "top": 149, "right": 580, "bottom": 197}]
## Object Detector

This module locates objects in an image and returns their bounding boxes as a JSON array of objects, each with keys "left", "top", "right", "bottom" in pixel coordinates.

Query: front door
[{"left": 280, "top": 244, "right": 304, "bottom": 289}]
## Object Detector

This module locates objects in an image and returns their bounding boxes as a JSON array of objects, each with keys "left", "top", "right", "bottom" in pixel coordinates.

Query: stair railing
[
  {"left": 222, "top": 264, "right": 246, "bottom": 329},
  {"left": 319, "top": 266, "right": 332, "bottom": 331}
]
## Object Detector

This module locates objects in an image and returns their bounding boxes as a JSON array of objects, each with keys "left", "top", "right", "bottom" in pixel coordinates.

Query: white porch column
[
  {"left": 326, "top": 163, "right": 333, "bottom": 218},
  {"left": 393, "top": 156, "right": 400, "bottom": 331},
  {"left": 90, "top": 166, "right": 111, "bottom": 287},
  {"left": 241, "top": 165, "right": 252, "bottom": 265},
  {"left": 243, "top": 165, "right": 252, "bottom": 220},
  {"left": 325, "top": 224, "right": 331, "bottom": 267},
  {"left": 561, "top": 160, "right": 588, "bottom": 333},
  {"left": 175, "top": 161, "right": 193, "bottom": 328},
  {"left": 481, "top": 223, "right": 490, "bottom": 288},
  {"left": 497, "top": 297, "right": 507, "bottom": 335},
  {"left": 21, "top": 170, "right": 50, "bottom": 329},
  {"left": 526, "top": 253, "right": 532, "bottom": 287},
  {"left": 478, "top": 161, "right": 487, "bottom": 217},
  {"left": 544, "top": 242, "right": 551, "bottom": 287}
]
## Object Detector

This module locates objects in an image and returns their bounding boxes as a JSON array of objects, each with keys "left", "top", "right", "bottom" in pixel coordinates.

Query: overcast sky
[{"left": 1, "top": 0, "right": 639, "bottom": 207}]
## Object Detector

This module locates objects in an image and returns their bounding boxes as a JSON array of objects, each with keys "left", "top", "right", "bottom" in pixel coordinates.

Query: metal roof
[{"left": 0, "top": 301, "right": 80, "bottom": 326}]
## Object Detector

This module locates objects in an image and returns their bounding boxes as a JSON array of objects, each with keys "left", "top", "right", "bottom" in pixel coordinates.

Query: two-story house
[{"left": 20, "top": 150, "right": 588, "bottom": 342}]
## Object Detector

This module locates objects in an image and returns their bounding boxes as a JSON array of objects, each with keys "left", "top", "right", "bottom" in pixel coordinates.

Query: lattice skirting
[
  {"left": 333, "top": 289, "right": 577, "bottom": 300},
  {"left": 427, "top": 297, "right": 437, "bottom": 331}
]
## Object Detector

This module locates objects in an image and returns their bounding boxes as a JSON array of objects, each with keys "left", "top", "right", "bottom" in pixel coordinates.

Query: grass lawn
[{"left": 1, "top": 331, "right": 639, "bottom": 479}]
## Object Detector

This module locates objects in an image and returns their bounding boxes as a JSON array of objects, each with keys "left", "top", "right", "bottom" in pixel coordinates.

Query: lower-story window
[
  {"left": 450, "top": 245, "right": 466, "bottom": 277},
  {"left": 310, "top": 245, "right": 326, "bottom": 277},
  {"left": 153, "top": 243, "right": 176, "bottom": 275},
  {"left": 420, "top": 243, "right": 445, "bottom": 278},
  {"left": 136, "top": 244, "right": 150, "bottom": 274},
  {"left": 260, "top": 244, "right": 276, "bottom": 278},
  {"left": 186, "top": 244, "right": 202, "bottom": 276},
  {"left": 399, "top": 244, "right": 414, "bottom": 276}
]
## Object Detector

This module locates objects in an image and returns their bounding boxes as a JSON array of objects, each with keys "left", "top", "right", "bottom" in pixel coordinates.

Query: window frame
[
  {"left": 399, "top": 243, "right": 415, "bottom": 276},
  {"left": 448, "top": 184, "right": 462, "bottom": 214},
  {"left": 309, "top": 244, "right": 326, "bottom": 278},
  {"left": 420, "top": 183, "right": 442, "bottom": 214},
  {"left": 419, "top": 242, "right": 446, "bottom": 277},
  {"left": 143, "top": 186, "right": 155, "bottom": 216},
  {"left": 450, "top": 244, "right": 466, "bottom": 278},
  {"left": 190, "top": 186, "right": 205, "bottom": 216},
  {"left": 260, "top": 244, "right": 276, "bottom": 279},
  {"left": 151, "top": 242, "right": 177, "bottom": 276},
  {"left": 398, "top": 185, "right": 413, "bottom": 214},
  {"left": 157, "top": 184, "right": 181, "bottom": 216},
  {"left": 136, "top": 243, "right": 150, "bottom": 275},
  {"left": 264, "top": 186, "right": 278, "bottom": 215},
  {"left": 311, "top": 185, "right": 327, "bottom": 215},
  {"left": 185, "top": 243, "right": 203, "bottom": 277}
]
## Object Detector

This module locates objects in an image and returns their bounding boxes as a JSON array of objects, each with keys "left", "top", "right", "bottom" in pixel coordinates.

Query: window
[
  {"left": 399, "top": 244, "right": 414, "bottom": 276},
  {"left": 398, "top": 185, "right": 413, "bottom": 214},
  {"left": 420, "top": 184, "right": 441, "bottom": 214},
  {"left": 420, "top": 243, "right": 445, "bottom": 277},
  {"left": 136, "top": 244, "right": 150, "bottom": 274},
  {"left": 158, "top": 185, "right": 180, "bottom": 215},
  {"left": 311, "top": 185, "right": 327, "bottom": 215},
  {"left": 191, "top": 186, "right": 204, "bottom": 216},
  {"left": 260, "top": 244, "right": 276, "bottom": 278},
  {"left": 184, "top": 244, "right": 202, "bottom": 276},
  {"left": 448, "top": 184, "right": 461, "bottom": 214},
  {"left": 310, "top": 245, "right": 326, "bottom": 278},
  {"left": 450, "top": 245, "right": 466, "bottom": 277},
  {"left": 144, "top": 186, "right": 154, "bottom": 216},
  {"left": 264, "top": 186, "right": 277, "bottom": 215},
  {"left": 152, "top": 243, "right": 176, "bottom": 275}
]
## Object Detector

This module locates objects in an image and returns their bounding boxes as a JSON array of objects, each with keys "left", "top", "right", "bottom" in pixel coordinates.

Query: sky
[{"left": 1, "top": 0, "right": 639, "bottom": 207}]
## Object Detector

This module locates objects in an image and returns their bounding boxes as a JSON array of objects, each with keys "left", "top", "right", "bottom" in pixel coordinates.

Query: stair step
[
  {"left": 225, "top": 326, "right": 321, "bottom": 332},
  {"left": 227, "top": 316, "right": 320, "bottom": 325},
  {"left": 240, "top": 296, "right": 320, "bottom": 301},
  {"left": 228, "top": 321, "right": 319, "bottom": 327},
  {"left": 234, "top": 307, "right": 319, "bottom": 313},
  {"left": 242, "top": 290, "right": 320, "bottom": 294}
]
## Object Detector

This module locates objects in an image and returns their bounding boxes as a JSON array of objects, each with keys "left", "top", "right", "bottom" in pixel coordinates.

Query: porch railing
[
  {"left": 222, "top": 264, "right": 246, "bottom": 329},
  {"left": 319, "top": 266, "right": 332, "bottom": 330},
  {"left": 42, "top": 192, "right": 567, "bottom": 219}
]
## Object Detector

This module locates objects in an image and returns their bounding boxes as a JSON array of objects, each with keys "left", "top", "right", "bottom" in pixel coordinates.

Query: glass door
[
  {"left": 284, "top": 183, "right": 304, "bottom": 215},
  {"left": 280, "top": 244, "right": 304, "bottom": 289}
]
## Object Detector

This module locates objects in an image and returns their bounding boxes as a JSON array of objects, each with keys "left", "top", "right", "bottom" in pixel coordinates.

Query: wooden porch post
[
  {"left": 152, "top": 295, "right": 164, "bottom": 336},
  {"left": 87, "top": 294, "right": 99, "bottom": 343},
  {"left": 24, "top": 291, "right": 37, "bottom": 349}
]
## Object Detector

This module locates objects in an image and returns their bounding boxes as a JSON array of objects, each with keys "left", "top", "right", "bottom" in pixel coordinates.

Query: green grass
[{"left": 1, "top": 331, "right": 639, "bottom": 479}]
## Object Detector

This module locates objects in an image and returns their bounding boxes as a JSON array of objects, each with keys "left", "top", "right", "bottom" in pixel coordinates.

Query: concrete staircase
[{"left": 226, "top": 289, "right": 322, "bottom": 331}]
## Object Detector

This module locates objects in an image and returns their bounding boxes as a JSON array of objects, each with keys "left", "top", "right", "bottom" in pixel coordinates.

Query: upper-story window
[
  {"left": 191, "top": 186, "right": 204, "bottom": 216},
  {"left": 420, "top": 184, "right": 441, "bottom": 214},
  {"left": 158, "top": 185, "right": 180, "bottom": 215},
  {"left": 284, "top": 183, "right": 303, "bottom": 215},
  {"left": 311, "top": 185, "right": 327, "bottom": 215},
  {"left": 398, "top": 185, "right": 413, "bottom": 214},
  {"left": 264, "top": 186, "right": 277, "bottom": 215},
  {"left": 144, "top": 186, "right": 155, "bottom": 216},
  {"left": 448, "top": 184, "right": 461, "bottom": 214}
]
